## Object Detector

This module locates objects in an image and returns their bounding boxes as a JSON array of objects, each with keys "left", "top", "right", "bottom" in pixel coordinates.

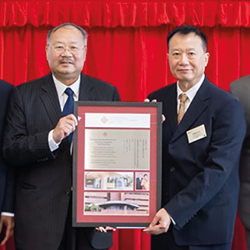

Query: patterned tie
[
  {"left": 177, "top": 93, "right": 188, "bottom": 124},
  {"left": 62, "top": 87, "right": 74, "bottom": 142}
]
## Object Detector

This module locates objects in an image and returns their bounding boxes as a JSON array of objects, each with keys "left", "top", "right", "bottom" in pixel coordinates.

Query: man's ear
[{"left": 204, "top": 52, "right": 210, "bottom": 67}]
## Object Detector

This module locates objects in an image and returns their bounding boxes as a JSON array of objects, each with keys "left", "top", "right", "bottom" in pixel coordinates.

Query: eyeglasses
[{"left": 49, "top": 45, "right": 86, "bottom": 54}]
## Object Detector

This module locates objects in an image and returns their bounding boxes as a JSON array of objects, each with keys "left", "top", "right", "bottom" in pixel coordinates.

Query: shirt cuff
[
  {"left": 1, "top": 212, "right": 14, "bottom": 217},
  {"left": 48, "top": 130, "right": 60, "bottom": 152},
  {"left": 170, "top": 216, "right": 176, "bottom": 225}
]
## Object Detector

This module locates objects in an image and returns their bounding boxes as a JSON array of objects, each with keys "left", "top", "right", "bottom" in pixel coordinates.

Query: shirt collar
[
  {"left": 177, "top": 74, "right": 205, "bottom": 102},
  {"left": 52, "top": 75, "right": 80, "bottom": 99}
]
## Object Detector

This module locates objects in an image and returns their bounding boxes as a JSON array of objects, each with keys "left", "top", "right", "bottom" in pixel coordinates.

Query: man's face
[
  {"left": 46, "top": 26, "right": 86, "bottom": 85},
  {"left": 168, "top": 32, "right": 209, "bottom": 90}
]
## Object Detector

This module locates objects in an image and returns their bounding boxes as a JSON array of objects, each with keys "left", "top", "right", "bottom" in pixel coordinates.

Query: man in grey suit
[
  {"left": 230, "top": 76, "right": 250, "bottom": 250},
  {"left": 3, "top": 23, "right": 120, "bottom": 250}
]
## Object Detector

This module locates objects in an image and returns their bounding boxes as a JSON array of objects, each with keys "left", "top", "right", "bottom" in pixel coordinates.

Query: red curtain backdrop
[{"left": 0, "top": 1, "right": 249, "bottom": 250}]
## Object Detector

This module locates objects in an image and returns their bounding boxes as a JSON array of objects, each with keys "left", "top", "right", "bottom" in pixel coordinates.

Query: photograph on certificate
[
  {"left": 135, "top": 172, "right": 150, "bottom": 191},
  {"left": 84, "top": 192, "right": 149, "bottom": 216},
  {"left": 84, "top": 129, "right": 150, "bottom": 170},
  {"left": 84, "top": 172, "right": 133, "bottom": 191}
]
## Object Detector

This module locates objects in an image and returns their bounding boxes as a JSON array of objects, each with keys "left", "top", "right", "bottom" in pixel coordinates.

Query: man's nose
[{"left": 179, "top": 54, "right": 189, "bottom": 64}]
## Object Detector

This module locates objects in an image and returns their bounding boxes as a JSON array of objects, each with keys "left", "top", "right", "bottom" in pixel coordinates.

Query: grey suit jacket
[
  {"left": 3, "top": 73, "right": 120, "bottom": 250},
  {"left": 230, "top": 76, "right": 250, "bottom": 230}
]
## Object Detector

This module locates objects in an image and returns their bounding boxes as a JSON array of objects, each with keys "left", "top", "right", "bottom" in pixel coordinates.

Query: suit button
[
  {"left": 65, "top": 191, "right": 71, "bottom": 196},
  {"left": 170, "top": 167, "right": 175, "bottom": 172}
]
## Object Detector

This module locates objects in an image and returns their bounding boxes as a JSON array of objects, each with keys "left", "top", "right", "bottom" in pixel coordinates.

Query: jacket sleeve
[{"left": 3, "top": 87, "right": 55, "bottom": 167}]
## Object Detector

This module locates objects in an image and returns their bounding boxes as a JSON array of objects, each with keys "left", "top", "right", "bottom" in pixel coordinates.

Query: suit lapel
[
  {"left": 40, "top": 74, "right": 62, "bottom": 126},
  {"left": 170, "top": 78, "right": 210, "bottom": 143},
  {"left": 39, "top": 73, "right": 95, "bottom": 125},
  {"left": 79, "top": 73, "right": 95, "bottom": 101},
  {"left": 164, "top": 84, "right": 178, "bottom": 135}
]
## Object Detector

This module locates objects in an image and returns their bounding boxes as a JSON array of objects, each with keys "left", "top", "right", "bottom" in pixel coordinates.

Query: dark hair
[
  {"left": 46, "top": 22, "right": 88, "bottom": 46},
  {"left": 167, "top": 25, "right": 207, "bottom": 52}
]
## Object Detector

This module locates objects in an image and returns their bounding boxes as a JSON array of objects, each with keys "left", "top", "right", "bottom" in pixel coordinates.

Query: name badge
[{"left": 186, "top": 124, "right": 207, "bottom": 144}]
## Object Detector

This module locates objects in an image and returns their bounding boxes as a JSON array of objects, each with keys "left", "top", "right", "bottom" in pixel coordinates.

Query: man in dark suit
[
  {"left": 3, "top": 23, "right": 120, "bottom": 250},
  {"left": 0, "top": 80, "right": 14, "bottom": 246},
  {"left": 144, "top": 26, "right": 246, "bottom": 250},
  {"left": 230, "top": 76, "right": 250, "bottom": 250}
]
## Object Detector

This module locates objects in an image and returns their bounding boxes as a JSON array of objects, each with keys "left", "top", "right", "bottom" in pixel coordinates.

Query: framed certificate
[{"left": 73, "top": 102, "right": 162, "bottom": 228}]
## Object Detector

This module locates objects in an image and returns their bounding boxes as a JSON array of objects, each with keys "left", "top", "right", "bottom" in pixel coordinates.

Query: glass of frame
[{"left": 73, "top": 101, "right": 162, "bottom": 228}]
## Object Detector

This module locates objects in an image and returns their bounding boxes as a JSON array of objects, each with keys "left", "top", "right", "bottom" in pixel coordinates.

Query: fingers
[
  {"left": 95, "top": 226, "right": 106, "bottom": 232},
  {"left": 0, "top": 216, "right": 14, "bottom": 245},
  {"left": 53, "top": 114, "right": 78, "bottom": 143},
  {"left": 143, "top": 224, "right": 167, "bottom": 235},
  {"left": 144, "top": 98, "right": 157, "bottom": 102},
  {"left": 162, "top": 114, "right": 166, "bottom": 123},
  {"left": 95, "top": 226, "right": 116, "bottom": 232},
  {"left": 144, "top": 99, "right": 165, "bottom": 123},
  {"left": 105, "top": 226, "right": 116, "bottom": 231},
  {"left": 149, "top": 213, "right": 160, "bottom": 228},
  {"left": 143, "top": 214, "right": 161, "bottom": 234},
  {"left": 143, "top": 208, "right": 171, "bottom": 235},
  {"left": 0, "top": 226, "right": 13, "bottom": 245}
]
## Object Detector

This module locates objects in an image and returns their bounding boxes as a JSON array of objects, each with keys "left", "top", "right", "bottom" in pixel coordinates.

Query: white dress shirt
[
  {"left": 48, "top": 75, "right": 80, "bottom": 152},
  {"left": 177, "top": 74, "right": 205, "bottom": 113}
]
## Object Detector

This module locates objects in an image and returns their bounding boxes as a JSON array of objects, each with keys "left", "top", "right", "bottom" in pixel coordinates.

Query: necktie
[
  {"left": 177, "top": 93, "right": 188, "bottom": 124},
  {"left": 62, "top": 87, "right": 74, "bottom": 142}
]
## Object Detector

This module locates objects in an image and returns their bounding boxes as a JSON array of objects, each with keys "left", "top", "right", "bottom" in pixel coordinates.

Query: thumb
[{"left": 149, "top": 214, "right": 160, "bottom": 228}]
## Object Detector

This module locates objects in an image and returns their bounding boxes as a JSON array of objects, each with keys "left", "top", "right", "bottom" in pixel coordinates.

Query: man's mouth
[
  {"left": 60, "top": 61, "right": 73, "bottom": 65},
  {"left": 178, "top": 69, "right": 191, "bottom": 73}
]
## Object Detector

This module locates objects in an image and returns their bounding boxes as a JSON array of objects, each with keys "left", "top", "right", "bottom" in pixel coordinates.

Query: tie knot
[
  {"left": 179, "top": 93, "right": 188, "bottom": 104},
  {"left": 65, "top": 87, "right": 74, "bottom": 97}
]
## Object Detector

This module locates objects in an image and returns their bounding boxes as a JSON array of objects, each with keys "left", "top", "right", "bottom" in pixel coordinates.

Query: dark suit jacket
[
  {"left": 3, "top": 73, "right": 120, "bottom": 250},
  {"left": 0, "top": 80, "right": 14, "bottom": 214},
  {"left": 230, "top": 76, "right": 250, "bottom": 232},
  {"left": 148, "top": 77, "right": 246, "bottom": 247}
]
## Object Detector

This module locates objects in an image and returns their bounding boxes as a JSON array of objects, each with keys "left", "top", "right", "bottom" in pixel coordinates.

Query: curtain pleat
[
  {"left": 0, "top": 1, "right": 249, "bottom": 250},
  {"left": 2, "top": 1, "right": 250, "bottom": 28}
]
